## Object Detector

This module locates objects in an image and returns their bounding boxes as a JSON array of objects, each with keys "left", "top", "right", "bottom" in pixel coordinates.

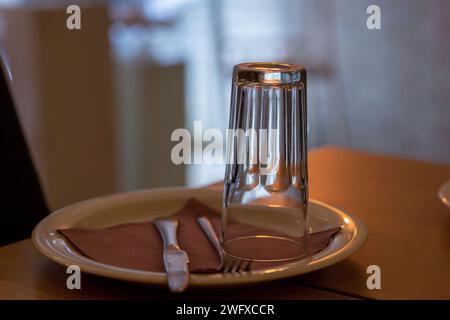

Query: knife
[{"left": 153, "top": 217, "right": 190, "bottom": 292}]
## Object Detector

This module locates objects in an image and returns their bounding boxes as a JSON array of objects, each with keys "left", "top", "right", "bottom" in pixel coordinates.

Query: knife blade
[{"left": 153, "top": 217, "right": 190, "bottom": 292}]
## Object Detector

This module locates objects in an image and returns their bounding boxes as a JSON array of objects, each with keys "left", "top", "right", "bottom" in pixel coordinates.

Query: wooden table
[{"left": 1, "top": 147, "right": 449, "bottom": 299}]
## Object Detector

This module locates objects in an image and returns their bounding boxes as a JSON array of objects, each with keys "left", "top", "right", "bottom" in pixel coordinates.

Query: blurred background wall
[
  {"left": 1, "top": 4, "right": 117, "bottom": 209},
  {"left": 0, "top": 0, "right": 449, "bottom": 209}
]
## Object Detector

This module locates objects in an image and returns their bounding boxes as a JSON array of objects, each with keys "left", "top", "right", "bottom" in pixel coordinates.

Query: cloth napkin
[{"left": 59, "top": 199, "right": 340, "bottom": 273}]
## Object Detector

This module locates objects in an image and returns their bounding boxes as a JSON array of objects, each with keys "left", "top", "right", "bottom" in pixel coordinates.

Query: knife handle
[{"left": 154, "top": 217, "right": 179, "bottom": 247}]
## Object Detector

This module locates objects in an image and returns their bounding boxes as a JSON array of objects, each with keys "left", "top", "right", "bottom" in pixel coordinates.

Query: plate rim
[
  {"left": 31, "top": 186, "right": 368, "bottom": 288},
  {"left": 438, "top": 180, "right": 450, "bottom": 208}
]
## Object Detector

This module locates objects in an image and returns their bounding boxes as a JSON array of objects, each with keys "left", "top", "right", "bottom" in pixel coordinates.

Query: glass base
[{"left": 222, "top": 235, "right": 308, "bottom": 262}]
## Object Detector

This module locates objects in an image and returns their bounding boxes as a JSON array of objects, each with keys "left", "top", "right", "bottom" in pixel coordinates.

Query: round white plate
[
  {"left": 32, "top": 187, "right": 367, "bottom": 289},
  {"left": 438, "top": 180, "right": 450, "bottom": 208}
]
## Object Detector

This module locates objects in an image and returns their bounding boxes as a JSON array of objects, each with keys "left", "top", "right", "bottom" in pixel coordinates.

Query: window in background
[{"left": 110, "top": 0, "right": 352, "bottom": 188}]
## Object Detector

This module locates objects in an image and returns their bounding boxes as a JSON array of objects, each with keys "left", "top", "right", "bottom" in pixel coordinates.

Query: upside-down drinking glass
[{"left": 222, "top": 62, "right": 309, "bottom": 262}]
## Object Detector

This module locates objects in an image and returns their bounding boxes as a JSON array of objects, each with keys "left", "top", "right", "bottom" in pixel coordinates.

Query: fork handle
[
  {"left": 154, "top": 217, "right": 179, "bottom": 248},
  {"left": 197, "top": 216, "right": 223, "bottom": 259}
]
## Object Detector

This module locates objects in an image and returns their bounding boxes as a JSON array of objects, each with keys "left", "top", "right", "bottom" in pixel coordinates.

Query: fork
[{"left": 196, "top": 215, "right": 251, "bottom": 273}]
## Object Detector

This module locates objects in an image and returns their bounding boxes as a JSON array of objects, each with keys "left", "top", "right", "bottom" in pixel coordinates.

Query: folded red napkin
[{"left": 59, "top": 199, "right": 340, "bottom": 273}]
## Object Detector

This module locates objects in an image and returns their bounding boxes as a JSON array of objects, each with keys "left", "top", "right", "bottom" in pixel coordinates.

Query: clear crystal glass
[{"left": 222, "top": 62, "right": 308, "bottom": 262}]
